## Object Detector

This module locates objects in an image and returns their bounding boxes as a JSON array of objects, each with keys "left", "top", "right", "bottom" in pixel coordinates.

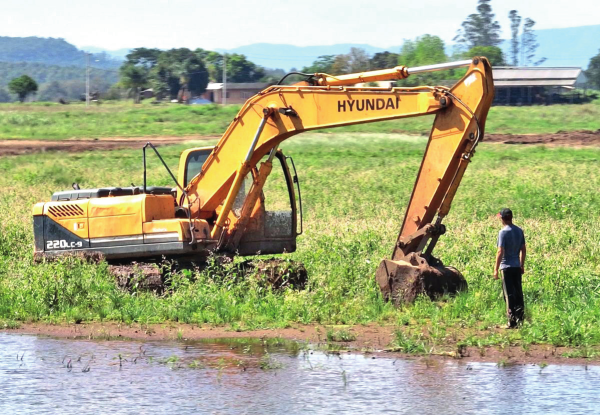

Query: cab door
[{"left": 237, "top": 151, "right": 300, "bottom": 256}]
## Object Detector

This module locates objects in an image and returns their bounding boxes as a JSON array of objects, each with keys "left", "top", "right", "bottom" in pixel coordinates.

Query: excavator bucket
[{"left": 375, "top": 253, "right": 467, "bottom": 306}]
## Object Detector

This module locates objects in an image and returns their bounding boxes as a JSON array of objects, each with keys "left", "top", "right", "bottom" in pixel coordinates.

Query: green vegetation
[
  {"left": 0, "top": 102, "right": 240, "bottom": 139},
  {"left": 326, "top": 328, "right": 357, "bottom": 342},
  {"left": 8, "top": 75, "right": 38, "bottom": 102},
  {"left": 0, "top": 62, "right": 117, "bottom": 93},
  {"left": 0, "top": 133, "right": 599, "bottom": 352},
  {"left": 0, "top": 36, "right": 120, "bottom": 102},
  {"left": 587, "top": 49, "right": 600, "bottom": 89},
  {"left": 1, "top": 99, "right": 600, "bottom": 140},
  {"left": 121, "top": 48, "right": 210, "bottom": 102}
]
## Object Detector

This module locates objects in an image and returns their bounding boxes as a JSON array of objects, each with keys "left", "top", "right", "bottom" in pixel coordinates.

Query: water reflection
[{"left": 0, "top": 333, "right": 598, "bottom": 414}]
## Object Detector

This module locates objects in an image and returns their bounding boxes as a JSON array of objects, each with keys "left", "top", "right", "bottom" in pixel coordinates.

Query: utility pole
[
  {"left": 85, "top": 52, "right": 90, "bottom": 107},
  {"left": 222, "top": 53, "right": 227, "bottom": 105}
]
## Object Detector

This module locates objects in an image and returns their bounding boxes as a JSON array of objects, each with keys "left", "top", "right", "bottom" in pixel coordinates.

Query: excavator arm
[{"left": 185, "top": 58, "right": 494, "bottom": 260}]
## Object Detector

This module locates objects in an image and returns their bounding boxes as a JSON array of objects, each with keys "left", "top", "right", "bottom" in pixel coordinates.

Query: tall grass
[
  {"left": 1, "top": 99, "right": 600, "bottom": 140},
  {"left": 0, "top": 133, "right": 599, "bottom": 349}
]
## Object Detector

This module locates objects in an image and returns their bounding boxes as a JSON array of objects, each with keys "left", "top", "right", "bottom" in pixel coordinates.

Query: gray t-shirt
[{"left": 497, "top": 224, "right": 525, "bottom": 270}]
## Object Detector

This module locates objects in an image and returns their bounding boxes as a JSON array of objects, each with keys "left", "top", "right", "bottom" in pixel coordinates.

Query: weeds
[
  {"left": 259, "top": 353, "right": 283, "bottom": 370},
  {"left": 0, "top": 133, "right": 599, "bottom": 351},
  {"left": 326, "top": 328, "right": 357, "bottom": 342},
  {"left": 1, "top": 100, "right": 600, "bottom": 140},
  {"left": 391, "top": 331, "right": 430, "bottom": 354}
]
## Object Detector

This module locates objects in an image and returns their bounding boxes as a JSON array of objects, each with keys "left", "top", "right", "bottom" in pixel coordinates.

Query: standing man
[{"left": 493, "top": 208, "right": 527, "bottom": 328}]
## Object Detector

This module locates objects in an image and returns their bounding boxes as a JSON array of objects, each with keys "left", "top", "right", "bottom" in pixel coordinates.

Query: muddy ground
[
  {"left": 1, "top": 130, "right": 600, "bottom": 157},
  {"left": 485, "top": 130, "right": 600, "bottom": 146},
  {"left": 0, "top": 135, "right": 217, "bottom": 156},
  {"left": 4, "top": 322, "right": 599, "bottom": 365}
]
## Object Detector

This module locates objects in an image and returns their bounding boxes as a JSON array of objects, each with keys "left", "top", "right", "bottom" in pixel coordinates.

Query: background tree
[
  {"left": 330, "top": 54, "right": 351, "bottom": 75},
  {"left": 225, "top": 54, "right": 265, "bottom": 83},
  {"left": 466, "top": 45, "right": 505, "bottom": 66},
  {"left": 119, "top": 64, "right": 147, "bottom": 103},
  {"left": 347, "top": 48, "right": 370, "bottom": 73},
  {"left": 397, "top": 35, "right": 449, "bottom": 86},
  {"left": 301, "top": 55, "right": 336, "bottom": 73},
  {"left": 521, "top": 18, "right": 546, "bottom": 66},
  {"left": 124, "top": 48, "right": 161, "bottom": 70},
  {"left": 369, "top": 51, "right": 400, "bottom": 70},
  {"left": 151, "top": 48, "right": 209, "bottom": 101},
  {"left": 508, "top": 10, "right": 521, "bottom": 65},
  {"left": 586, "top": 50, "right": 600, "bottom": 89},
  {"left": 8, "top": 75, "right": 38, "bottom": 102},
  {"left": 454, "top": 0, "right": 502, "bottom": 48},
  {"left": 197, "top": 49, "right": 224, "bottom": 82},
  {"left": 120, "top": 48, "right": 161, "bottom": 101}
]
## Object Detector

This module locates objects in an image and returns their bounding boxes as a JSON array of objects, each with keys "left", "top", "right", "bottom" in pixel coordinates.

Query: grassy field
[
  {"left": 1, "top": 133, "right": 600, "bottom": 354},
  {"left": 0, "top": 99, "right": 600, "bottom": 140}
]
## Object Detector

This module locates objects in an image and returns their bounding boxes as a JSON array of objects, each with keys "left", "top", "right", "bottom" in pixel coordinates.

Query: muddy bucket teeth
[{"left": 375, "top": 253, "right": 467, "bottom": 306}]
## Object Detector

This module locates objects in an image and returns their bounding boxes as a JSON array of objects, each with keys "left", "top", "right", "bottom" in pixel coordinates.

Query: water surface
[{"left": 0, "top": 333, "right": 597, "bottom": 414}]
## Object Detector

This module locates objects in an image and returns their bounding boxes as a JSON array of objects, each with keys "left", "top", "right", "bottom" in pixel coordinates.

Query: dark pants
[{"left": 502, "top": 267, "right": 524, "bottom": 327}]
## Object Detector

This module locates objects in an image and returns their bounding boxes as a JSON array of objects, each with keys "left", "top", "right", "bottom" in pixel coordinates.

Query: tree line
[
  {"left": 119, "top": 48, "right": 285, "bottom": 103},
  {"left": 301, "top": 0, "right": 547, "bottom": 87},
  {"left": 3, "top": 0, "right": 600, "bottom": 103},
  {"left": 0, "top": 61, "right": 117, "bottom": 102}
]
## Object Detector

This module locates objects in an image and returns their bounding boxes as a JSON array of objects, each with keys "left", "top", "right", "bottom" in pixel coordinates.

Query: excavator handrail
[{"left": 142, "top": 142, "right": 196, "bottom": 245}]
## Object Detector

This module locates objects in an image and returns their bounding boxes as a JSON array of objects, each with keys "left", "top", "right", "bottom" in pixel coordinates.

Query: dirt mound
[
  {"left": 248, "top": 258, "right": 308, "bottom": 290},
  {"left": 108, "top": 258, "right": 308, "bottom": 294},
  {"left": 485, "top": 130, "right": 600, "bottom": 146},
  {"left": 109, "top": 263, "right": 165, "bottom": 294}
]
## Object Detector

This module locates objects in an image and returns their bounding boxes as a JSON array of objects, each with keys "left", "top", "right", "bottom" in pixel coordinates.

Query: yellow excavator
[{"left": 32, "top": 57, "right": 494, "bottom": 303}]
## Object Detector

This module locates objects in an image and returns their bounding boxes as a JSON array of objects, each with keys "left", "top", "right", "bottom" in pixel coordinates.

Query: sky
[{"left": 1, "top": 0, "right": 598, "bottom": 51}]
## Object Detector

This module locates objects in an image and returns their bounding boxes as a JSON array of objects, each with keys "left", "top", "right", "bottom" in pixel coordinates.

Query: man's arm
[
  {"left": 520, "top": 244, "right": 527, "bottom": 274},
  {"left": 494, "top": 247, "right": 504, "bottom": 280}
]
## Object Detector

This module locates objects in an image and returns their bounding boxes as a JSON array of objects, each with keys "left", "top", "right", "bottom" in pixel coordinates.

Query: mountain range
[
  {"left": 0, "top": 23, "right": 597, "bottom": 100},
  {"left": 2, "top": 25, "right": 599, "bottom": 73},
  {"left": 215, "top": 25, "right": 600, "bottom": 70}
]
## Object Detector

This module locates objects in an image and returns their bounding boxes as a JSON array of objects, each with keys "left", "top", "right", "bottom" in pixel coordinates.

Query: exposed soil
[
  {"left": 108, "top": 258, "right": 308, "bottom": 295},
  {"left": 485, "top": 130, "right": 600, "bottom": 146},
  {"left": 0, "top": 135, "right": 218, "bottom": 156},
  {"left": 4, "top": 322, "right": 600, "bottom": 365},
  {"left": 2, "top": 130, "right": 600, "bottom": 157}
]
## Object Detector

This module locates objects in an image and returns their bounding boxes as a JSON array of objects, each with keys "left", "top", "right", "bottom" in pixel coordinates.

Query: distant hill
[
  {"left": 215, "top": 25, "right": 600, "bottom": 70},
  {"left": 72, "top": 24, "right": 600, "bottom": 72},
  {"left": 501, "top": 24, "right": 600, "bottom": 68},
  {"left": 0, "top": 37, "right": 121, "bottom": 102},
  {"left": 0, "top": 61, "right": 119, "bottom": 102},
  {"left": 0, "top": 36, "right": 121, "bottom": 69},
  {"left": 216, "top": 43, "right": 400, "bottom": 71}
]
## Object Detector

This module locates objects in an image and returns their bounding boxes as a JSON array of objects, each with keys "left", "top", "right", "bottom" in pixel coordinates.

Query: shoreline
[{"left": 3, "top": 322, "right": 599, "bottom": 366}]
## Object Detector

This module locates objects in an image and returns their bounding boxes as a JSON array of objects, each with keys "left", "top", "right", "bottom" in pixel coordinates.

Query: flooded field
[{"left": 1, "top": 333, "right": 599, "bottom": 414}]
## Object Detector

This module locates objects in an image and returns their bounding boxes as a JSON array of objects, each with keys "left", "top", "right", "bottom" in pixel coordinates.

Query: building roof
[
  {"left": 206, "top": 82, "right": 271, "bottom": 90},
  {"left": 492, "top": 67, "right": 587, "bottom": 87}
]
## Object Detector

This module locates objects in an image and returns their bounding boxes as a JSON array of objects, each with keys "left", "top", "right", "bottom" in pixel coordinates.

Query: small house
[{"left": 203, "top": 82, "right": 272, "bottom": 104}]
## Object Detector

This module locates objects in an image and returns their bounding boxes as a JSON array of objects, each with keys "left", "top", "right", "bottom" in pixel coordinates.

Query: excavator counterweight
[{"left": 32, "top": 58, "right": 494, "bottom": 304}]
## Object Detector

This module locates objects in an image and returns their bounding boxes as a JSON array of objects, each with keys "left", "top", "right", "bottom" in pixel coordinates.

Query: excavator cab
[{"left": 177, "top": 147, "right": 302, "bottom": 256}]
